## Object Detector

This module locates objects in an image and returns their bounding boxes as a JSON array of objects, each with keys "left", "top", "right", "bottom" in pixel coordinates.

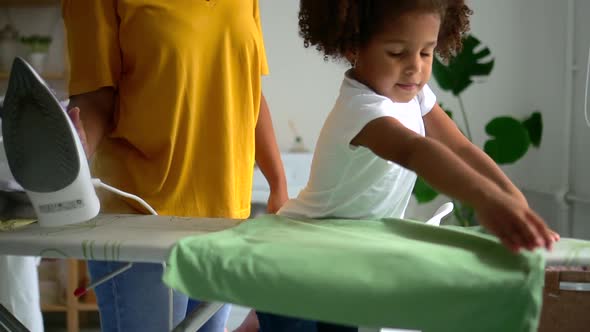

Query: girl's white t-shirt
[{"left": 278, "top": 71, "right": 436, "bottom": 220}]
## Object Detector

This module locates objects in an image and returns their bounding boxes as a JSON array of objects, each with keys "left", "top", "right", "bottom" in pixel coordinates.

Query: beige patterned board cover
[
  {"left": 0, "top": 214, "right": 242, "bottom": 263},
  {"left": 545, "top": 238, "right": 590, "bottom": 268}
]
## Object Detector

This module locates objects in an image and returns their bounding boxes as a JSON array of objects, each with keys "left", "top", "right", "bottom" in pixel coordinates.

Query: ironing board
[
  {"left": 0, "top": 214, "right": 241, "bottom": 262},
  {"left": 0, "top": 214, "right": 241, "bottom": 332},
  {"left": 0, "top": 214, "right": 589, "bottom": 332}
]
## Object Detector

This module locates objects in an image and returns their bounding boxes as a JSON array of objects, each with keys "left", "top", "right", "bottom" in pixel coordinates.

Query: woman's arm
[
  {"left": 67, "top": 87, "right": 116, "bottom": 158},
  {"left": 423, "top": 104, "right": 527, "bottom": 205},
  {"left": 255, "top": 93, "right": 288, "bottom": 213},
  {"left": 62, "top": 1, "right": 120, "bottom": 159}
]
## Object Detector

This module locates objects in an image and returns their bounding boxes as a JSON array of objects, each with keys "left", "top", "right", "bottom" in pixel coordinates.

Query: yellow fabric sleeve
[{"left": 62, "top": 0, "right": 121, "bottom": 95}]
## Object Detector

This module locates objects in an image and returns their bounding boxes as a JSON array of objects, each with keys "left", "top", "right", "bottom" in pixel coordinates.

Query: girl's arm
[
  {"left": 352, "top": 116, "right": 506, "bottom": 214},
  {"left": 423, "top": 104, "right": 527, "bottom": 205},
  {"left": 255, "top": 93, "right": 289, "bottom": 213},
  {"left": 351, "top": 116, "right": 553, "bottom": 251}
]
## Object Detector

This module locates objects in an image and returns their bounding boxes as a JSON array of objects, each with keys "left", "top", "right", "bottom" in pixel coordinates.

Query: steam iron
[{"left": 2, "top": 57, "right": 100, "bottom": 227}]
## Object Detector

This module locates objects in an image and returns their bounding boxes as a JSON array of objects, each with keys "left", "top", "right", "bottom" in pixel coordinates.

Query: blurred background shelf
[
  {"left": 39, "top": 259, "right": 98, "bottom": 332},
  {"left": 0, "top": 0, "right": 69, "bottom": 101},
  {"left": 0, "top": 70, "right": 65, "bottom": 80},
  {"left": 0, "top": 0, "right": 60, "bottom": 7},
  {"left": 41, "top": 304, "right": 68, "bottom": 313}
]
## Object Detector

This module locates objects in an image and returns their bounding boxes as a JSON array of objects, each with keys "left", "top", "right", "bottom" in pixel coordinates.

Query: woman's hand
[
  {"left": 67, "top": 107, "right": 90, "bottom": 157},
  {"left": 266, "top": 188, "right": 289, "bottom": 214},
  {"left": 66, "top": 87, "right": 116, "bottom": 159}
]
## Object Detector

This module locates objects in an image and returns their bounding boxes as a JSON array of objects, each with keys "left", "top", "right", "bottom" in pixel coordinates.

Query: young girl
[{"left": 257, "top": 0, "right": 559, "bottom": 330}]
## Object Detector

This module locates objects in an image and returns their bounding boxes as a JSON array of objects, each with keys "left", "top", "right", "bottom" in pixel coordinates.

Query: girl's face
[{"left": 351, "top": 11, "right": 441, "bottom": 103}]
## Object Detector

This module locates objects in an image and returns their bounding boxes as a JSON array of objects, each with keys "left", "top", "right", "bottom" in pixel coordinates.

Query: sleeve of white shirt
[
  {"left": 337, "top": 94, "right": 394, "bottom": 149},
  {"left": 418, "top": 84, "right": 437, "bottom": 116}
]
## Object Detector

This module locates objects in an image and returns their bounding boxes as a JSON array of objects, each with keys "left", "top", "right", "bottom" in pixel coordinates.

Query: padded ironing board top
[
  {"left": 0, "top": 214, "right": 241, "bottom": 262},
  {"left": 545, "top": 237, "right": 590, "bottom": 267}
]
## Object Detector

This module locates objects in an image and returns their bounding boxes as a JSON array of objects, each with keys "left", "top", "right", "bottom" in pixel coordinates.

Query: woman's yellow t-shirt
[{"left": 62, "top": 0, "right": 268, "bottom": 218}]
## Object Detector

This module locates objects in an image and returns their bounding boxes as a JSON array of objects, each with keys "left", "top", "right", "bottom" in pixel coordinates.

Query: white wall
[
  {"left": 571, "top": 0, "right": 590, "bottom": 237},
  {"left": 259, "top": 0, "right": 588, "bottom": 236},
  {"left": 259, "top": 0, "right": 342, "bottom": 152}
]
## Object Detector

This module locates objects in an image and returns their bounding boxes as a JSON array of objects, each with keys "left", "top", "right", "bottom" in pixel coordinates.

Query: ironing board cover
[{"left": 163, "top": 215, "right": 545, "bottom": 332}]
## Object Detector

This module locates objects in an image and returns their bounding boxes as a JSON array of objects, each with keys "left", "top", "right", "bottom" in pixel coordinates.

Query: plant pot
[{"left": 27, "top": 52, "right": 47, "bottom": 74}]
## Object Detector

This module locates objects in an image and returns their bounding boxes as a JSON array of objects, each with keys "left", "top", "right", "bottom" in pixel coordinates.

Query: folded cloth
[
  {"left": 163, "top": 215, "right": 545, "bottom": 332},
  {"left": 0, "top": 219, "right": 36, "bottom": 232}
]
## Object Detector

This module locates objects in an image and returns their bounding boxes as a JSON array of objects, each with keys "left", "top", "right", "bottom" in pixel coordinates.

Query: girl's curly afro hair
[{"left": 299, "top": 0, "right": 472, "bottom": 62}]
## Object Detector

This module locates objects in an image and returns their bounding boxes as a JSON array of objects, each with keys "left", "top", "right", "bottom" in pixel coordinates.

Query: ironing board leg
[
  {"left": 171, "top": 302, "right": 224, "bottom": 332},
  {"left": 0, "top": 303, "right": 29, "bottom": 332}
]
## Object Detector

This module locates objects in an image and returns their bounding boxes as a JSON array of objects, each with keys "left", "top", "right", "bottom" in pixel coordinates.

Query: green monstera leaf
[
  {"left": 413, "top": 177, "right": 438, "bottom": 203},
  {"left": 432, "top": 35, "right": 495, "bottom": 96},
  {"left": 522, "top": 112, "right": 543, "bottom": 148},
  {"left": 484, "top": 117, "right": 530, "bottom": 164},
  {"left": 440, "top": 103, "right": 453, "bottom": 119}
]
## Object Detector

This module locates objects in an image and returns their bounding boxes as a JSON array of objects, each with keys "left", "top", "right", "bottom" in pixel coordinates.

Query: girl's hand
[
  {"left": 509, "top": 189, "right": 529, "bottom": 207},
  {"left": 474, "top": 190, "right": 554, "bottom": 253},
  {"left": 549, "top": 229, "right": 561, "bottom": 243},
  {"left": 67, "top": 107, "right": 90, "bottom": 157},
  {"left": 507, "top": 188, "right": 561, "bottom": 243}
]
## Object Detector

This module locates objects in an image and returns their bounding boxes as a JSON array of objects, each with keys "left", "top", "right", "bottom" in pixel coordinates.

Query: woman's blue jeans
[{"left": 88, "top": 260, "right": 231, "bottom": 332}]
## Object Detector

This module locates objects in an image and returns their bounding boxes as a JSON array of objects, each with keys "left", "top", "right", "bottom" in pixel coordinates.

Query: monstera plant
[{"left": 413, "top": 35, "right": 543, "bottom": 226}]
